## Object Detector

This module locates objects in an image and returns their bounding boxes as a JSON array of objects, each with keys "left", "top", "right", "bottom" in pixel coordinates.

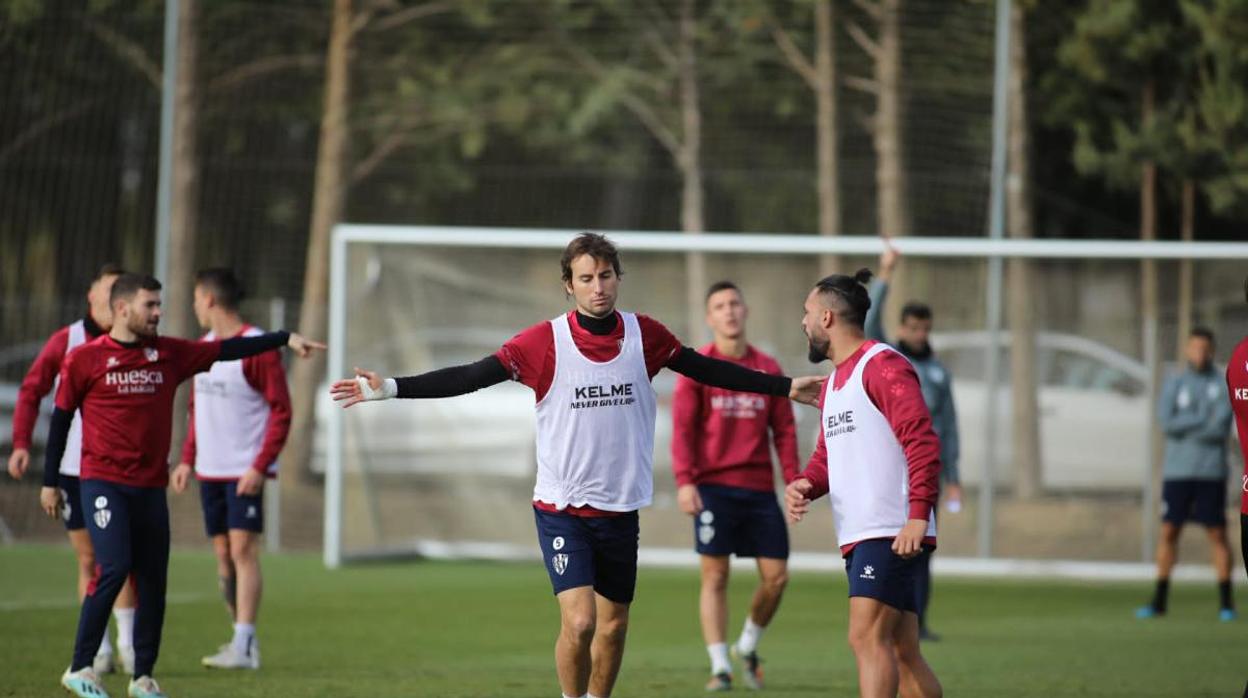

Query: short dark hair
[
  {"left": 561, "top": 233, "right": 622, "bottom": 283},
  {"left": 901, "top": 301, "right": 932, "bottom": 323},
  {"left": 1190, "top": 326, "right": 1215, "bottom": 344},
  {"left": 195, "top": 267, "right": 244, "bottom": 310},
  {"left": 109, "top": 273, "right": 162, "bottom": 306},
  {"left": 94, "top": 263, "right": 126, "bottom": 282},
  {"left": 814, "top": 268, "right": 873, "bottom": 328},
  {"left": 705, "top": 280, "right": 742, "bottom": 304}
]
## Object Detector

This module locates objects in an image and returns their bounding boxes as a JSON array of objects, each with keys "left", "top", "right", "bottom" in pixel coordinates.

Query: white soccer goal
[{"left": 324, "top": 224, "right": 1248, "bottom": 582}]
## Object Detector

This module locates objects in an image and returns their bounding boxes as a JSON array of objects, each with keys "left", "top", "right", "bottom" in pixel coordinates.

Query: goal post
[{"left": 324, "top": 224, "right": 1248, "bottom": 576}]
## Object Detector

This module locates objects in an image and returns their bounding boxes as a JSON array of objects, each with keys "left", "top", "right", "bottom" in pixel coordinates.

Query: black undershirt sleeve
[
  {"left": 43, "top": 407, "right": 73, "bottom": 487},
  {"left": 667, "top": 346, "right": 792, "bottom": 397},
  {"left": 395, "top": 355, "right": 510, "bottom": 399},
  {"left": 218, "top": 331, "right": 290, "bottom": 362}
]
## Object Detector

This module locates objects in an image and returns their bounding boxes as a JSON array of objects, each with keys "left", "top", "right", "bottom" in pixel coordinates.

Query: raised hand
[{"left": 879, "top": 237, "right": 900, "bottom": 281}]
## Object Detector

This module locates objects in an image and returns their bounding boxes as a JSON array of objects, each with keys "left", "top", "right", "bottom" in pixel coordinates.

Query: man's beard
[
  {"left": 807, "top": 335, "right": 829, "bottom": 363},
  {"left": 131, "top": 317, "right": 158, "bottom": 339}
]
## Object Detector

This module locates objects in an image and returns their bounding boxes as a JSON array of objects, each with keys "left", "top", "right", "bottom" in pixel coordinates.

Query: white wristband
[{"left": 357, "top": 376, "right": 398, "bottom": 401}]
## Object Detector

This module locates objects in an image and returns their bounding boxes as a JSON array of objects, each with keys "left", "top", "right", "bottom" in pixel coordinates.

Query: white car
[{"left": 932, "top": 331, "right": 1151, "bottom": 491}]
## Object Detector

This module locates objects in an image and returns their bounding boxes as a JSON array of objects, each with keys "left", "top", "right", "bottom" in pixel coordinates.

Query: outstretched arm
[
  {"left": 218, "top": 331, "right": 325, "bottom": 361},
  {"left": 667, "top": 348, "right": 823, "bottom": 406},
  {"left": 331, "top": 355, "right": 509, "bottom": 407}
]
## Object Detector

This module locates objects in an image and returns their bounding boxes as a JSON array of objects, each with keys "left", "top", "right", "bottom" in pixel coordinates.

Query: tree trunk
[
  {"left": 166, "top": 0, "right": 200, "bottom": 463},
  {"left": 815, "top": 0, "right": 841, "bottom": 277},
  {"left": 875, "top": 0, "right": 909, "bottom": 315},
  {"left": 678, "top": 0, "right": 707, "bottom": 344},
  {"left": 1140, "top": 81, "right": 1163, "bottom": 514},
  {"left": 1006, "top": 2, "right": 1042, "bottom": 500},
  {"left": 286, "top": 0, "right": 353, "bottom": 479},
  {"left": 1175, "top": 179, "right": 1195, "bottom": 359}
]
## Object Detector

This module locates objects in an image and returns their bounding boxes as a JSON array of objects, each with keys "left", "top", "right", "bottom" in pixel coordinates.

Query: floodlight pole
[
  {"left": 980, "top": 0, "right": 1012, "bottom": 559},
  {"left": 154, "top": 0, "right": 179, "bottom": 281}
]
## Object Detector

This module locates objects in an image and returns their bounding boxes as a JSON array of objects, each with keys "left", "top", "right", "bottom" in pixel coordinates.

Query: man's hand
[
  {"left": 785, "top": 478, "right": 814, "bottom": 523},
  {"left": 676, "top": 484, "right": 703, "bottom": 516},
  {"left": 879, "top": 238, "right": 900, "bottom": 282},
  {"left": 171, "top": 463, "right": 193, "bottom": 494},
  {"left": 789, "top": 376, "right": 826, "bottom": 407},
  {"left": 40, "top": 486, "right": 63, "bottom": 520},
  {"left": 892, "top": 518, "right": 928, "bottom": 558},
  {"left": 944, "top": 483, "right": 964, "bottom": 513},
  {"left": 237, "top": 468, "right": 265, "bottom": 497},
  {"left": 7, "top": 448, "right": 30, "bottom": 480},
  {"left": 287, "top": 333, "right": 327, "bottom": 358},
  {"left": 330, "top": 367, "right": 396, "bottom": 408}
]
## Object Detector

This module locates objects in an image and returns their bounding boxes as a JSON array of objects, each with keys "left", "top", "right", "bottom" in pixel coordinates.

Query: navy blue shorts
[
  {"left": 58, "top": 474, "right": 86, "bottom": 531},
  {"left": 533, "top": 508, "right": 639, "bottom": 604},
  {"left": 1162, "top": 479, "right": 1226, "bottom": 527},
  {"left": 198, "top": 480, "right": 264, "bottom": 536},
  {"left": 693, "top": 484, "right": 789, "bottom": 559},
  {"left": 844, "top": 539, "right": 930, "bottom": 614}
]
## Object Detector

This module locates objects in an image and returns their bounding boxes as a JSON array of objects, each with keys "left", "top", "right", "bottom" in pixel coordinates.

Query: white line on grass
[{"left": 0, "top": 592, "right": 210, "bottom": 613}]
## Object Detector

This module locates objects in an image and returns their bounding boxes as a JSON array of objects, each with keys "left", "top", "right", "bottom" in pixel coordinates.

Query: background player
[
  {"left": 172, "top": 268, "right": 292, "bottom": 670},
  {"left": 8, "top": 263, "right": 137, "bottom": 675},
  {"left": 51, "top": 273, "right": 322, "bottom": 698},
  {"left": 786, "top": 269, "right": 943, "bottom": 698},
  {"left": 864, "top": 244, "right": 961, "bottom": 640},
  {"left": 1138, "top": 327, "right": 1235, "bottom": 622},
  {"left": 671, "top": 280, "right": 799, "bottom": 691},
  {"left": 332, "top": 233, "right": 822, "bottom": 698}
]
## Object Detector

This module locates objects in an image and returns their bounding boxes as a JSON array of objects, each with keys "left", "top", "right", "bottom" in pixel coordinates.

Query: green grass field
[{"left": 1, "top": 544, "right": 1244, "bottom": 697}]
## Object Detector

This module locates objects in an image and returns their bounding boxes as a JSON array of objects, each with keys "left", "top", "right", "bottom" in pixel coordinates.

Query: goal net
[{"left": 323, "top": 225, "right": 1248, "bottom": 579}]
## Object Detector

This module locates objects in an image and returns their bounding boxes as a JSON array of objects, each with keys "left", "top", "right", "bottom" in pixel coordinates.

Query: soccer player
[
  {"left": 51, "top": 273, "right": 322, "bottom": 698},
  {"left": 171, "top": 268, "right": 291, "bottom": 670},
  {"left": 864, "top": 244, "right": 960, "bottom": 641},
  {"left": 7, "top": 263, "right": 138, "bottom": 675},
  {"left": 670, "top": 281, "right": 799, "bottom": 691},
  {"left": 1227, "top": 276, "right": 1248, "bottom": 589},
  {"left": 786, "top": 269, "right": 943, "bottom": 698},
  {"left": 331, "top": 233, "right": 823, "bottom": 698},
  {"left": 1137, "top": 327, "right": 1236, "bottom": 621}
]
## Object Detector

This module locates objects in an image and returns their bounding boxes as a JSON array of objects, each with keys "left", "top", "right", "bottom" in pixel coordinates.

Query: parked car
[{"left": 932, "top": 330, "right": 1152, "bottom": 491}]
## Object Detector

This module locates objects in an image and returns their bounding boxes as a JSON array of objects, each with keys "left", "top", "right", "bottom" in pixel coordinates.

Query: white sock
[
  {"left": 561, "top": 694, "right": 586, "bottom": 698},
  {"left": 231, "top": 623, "right": 256, "bottom": 655},
  {"left": 736, "top": 617, "right": 765, "bottom": 655},
  {"left": 708, "top": 642, "right": 732, "bottom": 676},
  {"left": 113, "top": 607, "right": 135, "bottom": 649},
  {"left": 97, "top": 630, "right": 113, "bottom": 656},
  {"left": 587, "top": 694, "right": 606, "bottom": 698}
]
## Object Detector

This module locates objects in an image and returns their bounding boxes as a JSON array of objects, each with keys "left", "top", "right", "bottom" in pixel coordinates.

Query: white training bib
[
  {"left": 54, "top": 320, "right": 88, "bottom": 476},
  {"left": 821, "top": 342, "right": 936, "bottom": 548},
  {"left": 192, "top": 327, "right": 278, "bottom": 479},
  {"left": 532, "top": 312, "right": 657, "bottom": 511}
]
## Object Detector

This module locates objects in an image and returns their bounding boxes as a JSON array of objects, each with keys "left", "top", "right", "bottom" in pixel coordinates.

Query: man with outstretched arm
[
  {"left": 786, "top": 269, "right": 943, "bottom": 698},
  {"left": 53, "top": 273, "right": 322, "bottom": 698},
  {"left": 332, "top": 233, "right": 823, "bottom": 698},
  {"left": 8, "top": 263, "right": 138, "bottom": 675}
]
